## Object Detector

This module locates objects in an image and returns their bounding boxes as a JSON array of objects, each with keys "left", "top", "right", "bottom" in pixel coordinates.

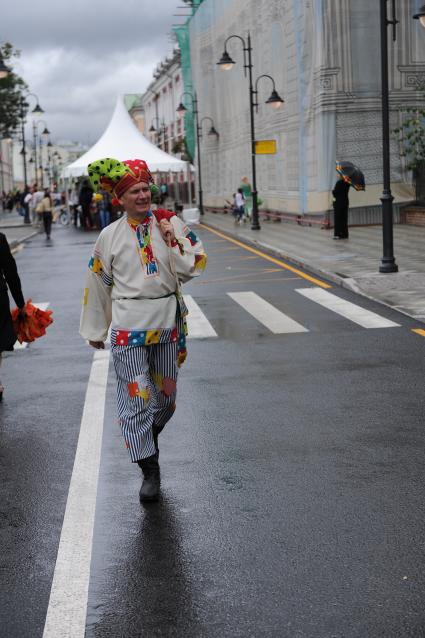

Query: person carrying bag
[{"left": 38, "top": 189, "right": 53, "bottom": 240}]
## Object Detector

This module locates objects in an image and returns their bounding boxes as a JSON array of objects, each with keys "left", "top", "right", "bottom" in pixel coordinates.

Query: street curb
[
  {"left": 9, "top": 229, "right": 40, "bottom": 251},
  {"left": 201, "top": 219, "right": 423, "bottom": 325}
]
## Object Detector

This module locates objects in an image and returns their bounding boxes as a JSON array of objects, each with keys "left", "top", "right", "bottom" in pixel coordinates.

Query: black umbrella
[{"left": 336, "top": 161, "right": 365, "bottom": 191}]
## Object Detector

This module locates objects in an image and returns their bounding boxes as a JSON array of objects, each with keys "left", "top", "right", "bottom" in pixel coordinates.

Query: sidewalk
[
  {"left": 201, "top": 210, "right": 425, "bottom": 324},
  {"left": 0, "top": 209, "right": 40, "bottom": 249}
]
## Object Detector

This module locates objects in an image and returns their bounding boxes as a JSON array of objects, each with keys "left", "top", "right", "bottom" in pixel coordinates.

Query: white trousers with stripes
[{"left": 112, "top": 341, "right": 178, "bottom": 462}]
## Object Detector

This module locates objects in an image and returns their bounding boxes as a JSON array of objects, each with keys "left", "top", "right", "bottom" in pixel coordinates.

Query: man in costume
[{"left": 80, "top": 158, "right": 207, "bottom": 502}]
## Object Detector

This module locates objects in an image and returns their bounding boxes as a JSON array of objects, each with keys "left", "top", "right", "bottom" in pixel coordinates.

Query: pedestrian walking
[
  {"left": 79, "top": 179, "right": 94, "bottom": 230},
  {"left": 21, "top": 186, "right": 32, "bottom": 224},
  {"left": 98, "top": 189, "right": 111, "bottom": 229},
  {"left": 38, "top": 189, "right": 53, "bottom": 240},
  {"left": 240, "top": 176, "right": 252, "bottom": 219},
  {"left": 68, "top": 186, "right": 79, "bottom": 226},
  {"left": 80, "top": 157, "right": 207, "bottom": 503},
  {"left": 0, "top": 233, "right": 26, "bottom": 402},
  {"left": 234, "top": 188, "right": 246, "bottom": 224},
  {"left": 332, "top": 176, "right": 351, "bottom": 240}
]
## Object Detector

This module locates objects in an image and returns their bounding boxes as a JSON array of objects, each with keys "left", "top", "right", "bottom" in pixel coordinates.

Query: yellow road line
[
  {"left": 412, "top": 328, "right": 425, "bottom": 337},
  {"left": 200, "top": 224, "right": 331, "bottom": 289}
]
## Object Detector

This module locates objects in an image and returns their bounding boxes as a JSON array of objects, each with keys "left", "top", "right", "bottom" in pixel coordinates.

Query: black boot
[
  {"left": 137, "top": 454, "right": 160, "bottom": 502},
  {"left": 153, "top": 426, "right": 160, "bottom": 457}
]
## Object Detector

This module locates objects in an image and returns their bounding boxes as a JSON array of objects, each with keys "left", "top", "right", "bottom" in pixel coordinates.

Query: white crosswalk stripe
[
  {"left": 184, "top": 295, "right": 218, "bottom": 338},
  {"left": 14, "top": 302, "right": 50, "bottom": 350},
  {"left": 227, "top": 291, "right": 309, "bottom": 334},
  {"left": 296, "top": 287, "right": 400, "bottom": 329}
]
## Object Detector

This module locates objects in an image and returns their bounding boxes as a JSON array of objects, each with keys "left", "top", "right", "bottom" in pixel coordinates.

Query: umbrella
[{"left": 336, "top": 161, "right": 365, "bottom": 191}]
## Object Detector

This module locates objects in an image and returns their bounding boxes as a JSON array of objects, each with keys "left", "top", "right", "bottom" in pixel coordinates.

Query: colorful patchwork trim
[
  {"left": 185, "top": 229, "right": 198, "bottom": 246},
  {"left": 88, "top": 256, "right": 113, "bottom": 286},
  {"left": 111, "top": 326, "right": 178, "bottom": 347},
  {"left": 127, "top": 211, "right": 159, "bottom": 278},
  {"left": 194, "top": 252, "right": 207, "bottom": 271}
]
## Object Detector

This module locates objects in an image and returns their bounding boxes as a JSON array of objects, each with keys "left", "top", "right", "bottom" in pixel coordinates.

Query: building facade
[
  {"left": 0, "top": 138, "right": 14, "bottom": 193},
  {"left": 188, "top": 0, "right": 425, "bottom": 222},
  {"left": 141, "top": 49, "right": 186, "bottom": 157}
]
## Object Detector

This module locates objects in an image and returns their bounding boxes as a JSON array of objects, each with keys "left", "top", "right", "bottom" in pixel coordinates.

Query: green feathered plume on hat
[{"left": 87, "top": 158, "right": 130, "bottom": 193}]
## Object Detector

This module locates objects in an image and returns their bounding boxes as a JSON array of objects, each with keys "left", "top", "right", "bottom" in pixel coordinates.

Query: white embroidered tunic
[{"left": 79, "top": 210, "right": 207, "bottom": 347}]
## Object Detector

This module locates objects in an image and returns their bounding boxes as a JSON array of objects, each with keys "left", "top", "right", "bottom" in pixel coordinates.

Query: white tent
[{"left": 62, "top": 96, "right": 189, "bottom": 178}]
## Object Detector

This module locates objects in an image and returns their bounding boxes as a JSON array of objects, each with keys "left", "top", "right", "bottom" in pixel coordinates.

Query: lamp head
[
  {"left": 42, "top": 127, "right": 50, "bottom": 137},
  {"left": 32, "top": 103, "right": 44, "bottom": 116},
  {"left": 265, "top": 89, "right": 284, "bottom": 109},
  {"left": 176, "top": 102, "right": 187, "bottom": 114},
  {"left": 217, "top": 50, "right": 235, "bottom": 71},
  {"left": 208, "top": 125, "right": 219, "bottom": 137},
  {"left": 413, "top": 4, "right": 425, "bottom": 27},
  {"left": 149, "top": 124, "right": 156, "bottom": 132}
]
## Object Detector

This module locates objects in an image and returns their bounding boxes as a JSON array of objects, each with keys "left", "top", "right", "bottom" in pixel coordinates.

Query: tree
[
  {"left": 0, "top": 42, "right": 28, "bottom": 138},
  {"left": 393, "top": 96, "right": 425, "bottom": 203}
]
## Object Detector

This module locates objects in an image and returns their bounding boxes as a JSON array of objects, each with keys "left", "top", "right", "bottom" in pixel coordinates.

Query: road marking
[
  {"left": 184, "top": 295, "right": 218, "bottom": 338},
  {"left": 296, "top": 287, "right": 401, "bottom": 329},
  {"left": 412, "top": 328, "right": 425, "bottom": 338},
  {"left": 14, "top": 303, "right": 50, "bottom": 349},
  {"left": 200, "top": 224, "right": 331, "bottom": 289},
  {"left": 42, "top": 350, "right": 110, "bottom": 638},
  {"left": 227, "top": 291, "right": 309, "bottom": 334}
]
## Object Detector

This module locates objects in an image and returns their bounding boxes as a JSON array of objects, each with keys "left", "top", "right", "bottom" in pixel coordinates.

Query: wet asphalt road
[{"left": 1, "top": 221, "right": 425, "bottom": 637}]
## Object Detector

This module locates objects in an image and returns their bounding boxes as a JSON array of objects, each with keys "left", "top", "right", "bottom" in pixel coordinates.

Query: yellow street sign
[{"left": 255, "top": 139, "right": 277, "bottom": 155}]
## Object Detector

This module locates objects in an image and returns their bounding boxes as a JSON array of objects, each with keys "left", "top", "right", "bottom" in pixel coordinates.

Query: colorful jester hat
[{"left": 87, "top": 158, "right": 159, "bottom": 199}]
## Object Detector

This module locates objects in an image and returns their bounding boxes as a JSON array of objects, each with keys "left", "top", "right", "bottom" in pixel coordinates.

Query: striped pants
[{"left": 112, "top": 341, "right": 178, "bottom": 462}]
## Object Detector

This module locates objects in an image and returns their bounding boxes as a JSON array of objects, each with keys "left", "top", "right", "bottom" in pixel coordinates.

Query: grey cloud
[{"left": 3, "top": 0, "right": 185, "bottom": 143}]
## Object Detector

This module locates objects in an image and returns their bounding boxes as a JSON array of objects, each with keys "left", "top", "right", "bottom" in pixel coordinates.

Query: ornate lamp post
[
  {"left": 149, "top": 117, "right": 166, "bottom": 148},
  {"left": 177, "top": 93, "right": 219, "bottom": 216},
  {"left": 217, "top": 33, "right": 284, "bottom": 230},
  {"left": 32, "top": 120, "right": 50, "bottom": 187},
  {"left": 378, "top": 0, "right": 398, "bottom": 272},
  {"left": 19, "top": 93, "right": 44, "bottom": 188}
]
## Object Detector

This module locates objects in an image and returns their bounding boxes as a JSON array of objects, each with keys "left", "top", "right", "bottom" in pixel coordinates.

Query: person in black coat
[
  {"left": 332, "top": 177, "right": 351, "bottom": 239},
  {"left": 78, "top": 180, "right": 94, "bottom": 230},
  {"left": 0, "top": 233, "right": 25, "bottom": 401}
]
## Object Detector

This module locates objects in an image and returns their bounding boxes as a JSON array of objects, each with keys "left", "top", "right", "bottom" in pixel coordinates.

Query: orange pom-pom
[{"left": 11, "top": 300, "right": 53, "bottom": 344}]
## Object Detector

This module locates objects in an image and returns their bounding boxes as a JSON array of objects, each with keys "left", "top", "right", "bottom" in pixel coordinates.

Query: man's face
[{"left": 119, "top": 182, "right": 151, "bottom": 217}]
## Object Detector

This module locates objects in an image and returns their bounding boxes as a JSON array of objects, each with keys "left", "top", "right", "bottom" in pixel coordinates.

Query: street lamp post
[
  {"left": 33, "top": 121, "right": 50, "bottom": 187},
  {"left": 217, "top": 33, "right": 284, "bottom": 230},
  {"left": 19, "top": 93, "right": 44, "bottom": 189},
  {"left": 33, "top": 120, "right": 50, "bottom": 187},
  {"left": 379, "top": 0, "right": 398, "bottom": 273},
  {"left": 149, "top": 117, "right": 166, "bottom": 148},
  {"left": 176, "top": 93, "right": 219, "bottom": 216},
  {"left": 19, "top": 98, "right": 28, "bottom": 188}
]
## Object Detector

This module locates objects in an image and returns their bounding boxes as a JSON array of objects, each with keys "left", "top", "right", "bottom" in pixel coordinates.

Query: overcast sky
[{"left": 3, "top": 0, "right": 186, "bottom": 145}]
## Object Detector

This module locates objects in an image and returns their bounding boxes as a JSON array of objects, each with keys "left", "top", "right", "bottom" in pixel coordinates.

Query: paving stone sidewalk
[
  {"left": 0, "top": 210, "right": 40, "bottom": 248},
  {"left": 201, "top": 210, "right": 425, "bottom": 324}
]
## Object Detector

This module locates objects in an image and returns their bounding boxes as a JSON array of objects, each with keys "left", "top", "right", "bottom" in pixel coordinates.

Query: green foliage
[
  {"left": 393, "top": 95, "right": 425, "bottom": 171},
  {"left": 0, "top": 42, "right": 28, "bottom": 138},
  {"left": 171, "top": 137, "right": 193, "bottom": 163}
]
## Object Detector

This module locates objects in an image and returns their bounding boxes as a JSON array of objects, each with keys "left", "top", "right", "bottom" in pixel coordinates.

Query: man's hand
[
  {"left": 89, "top": 340, "right": 105, "bottom": 349},
  {"left": 158, "top": 219, "right": 175, "bottom": 243}
]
